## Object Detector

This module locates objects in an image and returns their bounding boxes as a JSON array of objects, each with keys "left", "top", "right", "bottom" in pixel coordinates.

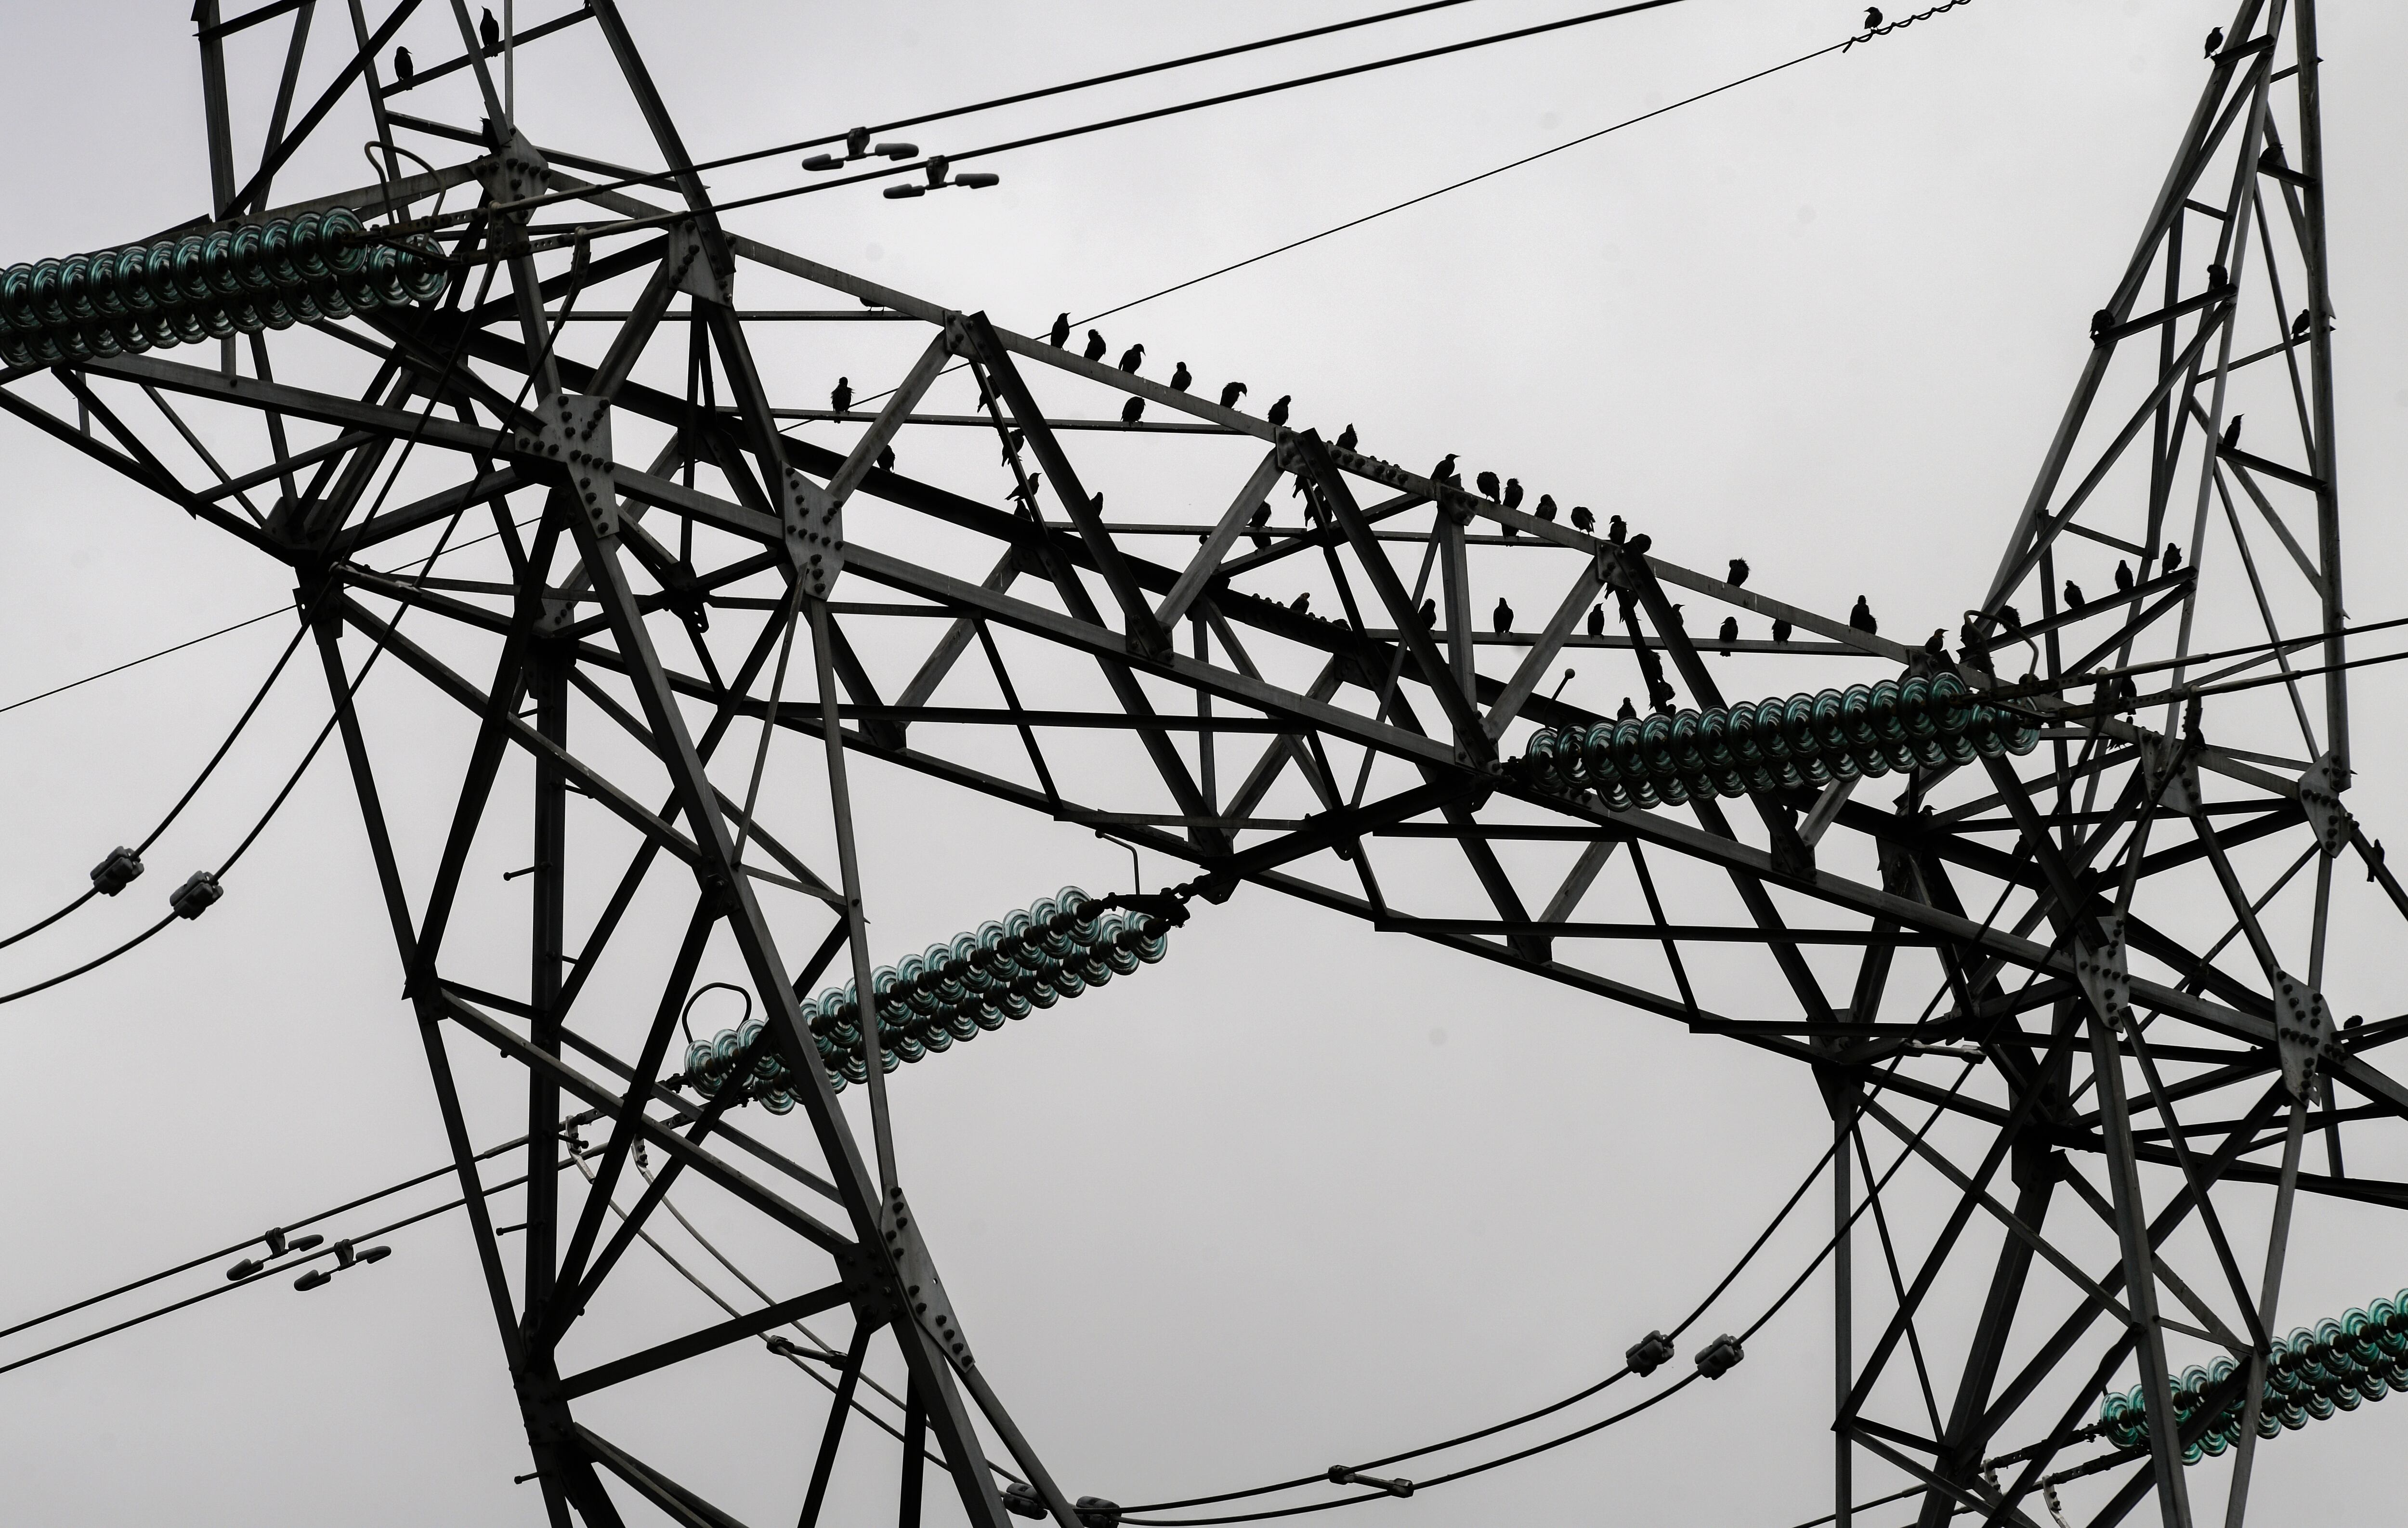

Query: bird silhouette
[
  {"left": 2114, "top": 560, "right": 2134, "bottom": 593},
  {"left": 1997, "top": 604, "right": 2023, "bottom": 632},
  {"left": 1084, "top": 330, "right": 1107, "bottom": 363},
  {"left": 1863, "top": 7, "right": 1883, "bottom": 27},
  {"left": 1011, "top": 472, "right": 1044, "bottom": 506},
  {"left": 1849, "top": 596, "right": 1877, "bottom": 634},
  {"left": 1587, "top": 605, "right": 1604, "bottom": 638},
  {"left": 1607, "top": 513, "right": 1626, "bottom": 545},
  {"left": 1618, "top": 697, "right": 1638, "bottom": 721},
  {"left": 2292, "top": 309, "right": 2314, "bottom": 340},
  {"left": 1772, "top": 618, "right": 1793, "bottom": 643},
  {"left": 1536, "top": 494, "right": 1558, "bottom": 522},
  {"left": 1419, "top": 597, "right": 1439, "bottom": 628},
  {"left": 1118, "top": 344, "right": 1145, "bottom": 374},
  {"left": 1248, "top": 502, "right": 1271, "bottom": 550},
  {"left": 1502, "top": 478, "right": 1524, "bottom": 512},
  {"left": 393, "top": 46, "right": 415, "bottom": 84},
  {"left": 1220, "top": 381, "right": 1247, "bottom": 408},
  {"left": 1727, "top": 558, "right": 1750, "bottom": 588},
  {"left": 2204, "top": 26, "right": 2224, "bottom": 57},
  {"left": 1048, "top": 313, "right": 1071, "bottom": 347},
  {"left": 481, "top": 8, "right": 502, "bottom": 54},
  {"left": 1625, "top": 533, "right": 1652, "bottom": 557},
  {"left": 1650, "top": 679, "right": 1677, "bottom": 714},
  {"left": 1570, "top": 505, "right": 1595, "bottom": 533},
  {"left": 1431, "top": 453, "right": 1460, "bottom": 483},
  {"left": 1925, "top": 629, "right": 1948, "bottom": 656},
  {"left": 877, "top": 444, "right": 895, "bottom": 472},
  {"left": 2207, "top": 261, "right": 2230, "bottom": 290},
  {"left": 2220, "top": 414, "right": 2243, "bottom": 450},
  {"left": 1000, "top": 430, "right": 1023, "bottom": 463},
  {"left": 1718, "top": 616, "right": 1740, "bottom": 649},
  {"left": 830, "top": 377, "right": 851, "bottom": 414},
  {"left": 1121, "top": 396, "right": 1145, "bottom": 425},
  {"left": 1666, "top": 602, "right": 1685, "bottom": 627},
  {"left": 973, "top": 375, "right": 993, "bottom": 412},
  {"left": 1493, "top": 598, "right": 1514, "bottom": 634},
  {"left": 1268, "top": 395, "right": 1291, "bottom": 428},
  {"left": 1336, "top": 424, "right": 1358, "bottom": 453},
  {"left": 1475, "top": 470, "right": 1501, "bottom": 502},
  {"left": 1290, "top": 592, "right": 1311, "bottom": 614},
  {"left": 1169, "top": 362, "right": 1191, "bottom": 392},
  {"left": 2063, "top": 580, "right": 2086, "bottom": 610},
  {"left": 2163, "top": 542, "right": 2183, "bottom": 573}
]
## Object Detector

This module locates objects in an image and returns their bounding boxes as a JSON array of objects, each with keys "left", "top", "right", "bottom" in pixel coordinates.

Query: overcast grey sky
[{"left": 4, "top": 3, "right": 2408, "bottom": 1526}]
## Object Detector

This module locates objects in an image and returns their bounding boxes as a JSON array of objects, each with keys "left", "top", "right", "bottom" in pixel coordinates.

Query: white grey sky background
[{"left": 3, "top": 2, "right": 2408, "bottom": 1525}]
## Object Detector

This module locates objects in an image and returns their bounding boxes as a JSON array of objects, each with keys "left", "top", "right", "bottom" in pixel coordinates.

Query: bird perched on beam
[
  {"left": 1493, "top": 598, "right": 1514, "bottom": 634},
  {"left": 1501, "top": 478, "right": 1523, "bottom": 536},
  {"left": 1214, "top": 382, "right": 1245, "bottom": 411},
  {"left": 1048, "top": 313, "right": 1071, "bottom": 347},
  {"left": 1289, "top": 592, "right": 1311, "bottom": 614},
  {"left": 1727, "top": 558, "right": 1750, "bottom": 588},
  {"left": 2207, "top": 261, "right": 2230, "bottom": 290},
  {"left": 1121, "top": 396, "right": 1145, "bottom": 425},
  {"left": 1849, "top": 596, "right": 1878, "bottom": 634},
  {"left": 393, "top": 46, "right": 414, "bottom": 84},
  {"left": 1607, "top": 513, "right": 1626, "bottom": 545},
  {"left": 1084, "top": 330, "right": 1107, "bottom": 363},
  {"left": 1587, "top": 605, "right": 1604, "bottom": 638},
  {"left": 1617, "top": 697, "right": 1638, "bottom": 721},
  {"left": 1772, "top": 618, "right": 1793, "bottom": 643},
  {"left": 1336, "top": 424, "right": 1358, "bottom": 453},
  {"left": 877, "top": 445, "right": 895, "bottom": 472},
  {"left": 1475, "top": 470, "right": 1501, "bottom": 502},
  {"left": 1118, "top": 343, "right": 1145, "bottom": 374},
  {"left": 2292, "top": 309, "right": 2315, "bottom": 340},
  {"left": 1925, "top": 629, "right": 1948, "bottom": 657},
  {"left": 1268, "top": 395, "right": 1291, "bottom": 428},
  {"left": 481, "top": 7, "right": 502, "bottom": 54},
  {"left": 2164, "top": 542, "right": 2184, "bottom": 573},
  {"left": 1169, "top": 362, "right": 1191, "bottom": 392},
  {"left": 1001, "top": 429, "right": 1023, "bottom": 463},
  {"left": 830, "top": 377, "right": 851, "bottom": 414},
  {"left": 2063, "top": 580, "right": 2086, "bottom": 610},
  {"left": 1718, "top": 616, "right": 1739, "bottom": 650},
  {"left": 1535, "top": 494, "right": 1558, "bottom": 522},
  {"left": 1570, "top": 505, "right": 1594, "bottom": 533},
  {"left": 1419, "top": 598, "right": 1438, "bottom": 628},
  {"left": 1431, "top": 453, "right": 1460, "bottom": 484},
  {"left": 1248, "top": 503, "right": 1271, "bottom": 550},
  {"left": 2115, "top": 561, "right": 2134, "bottom": 593},
  {"left": 2220, "top": 414, "right": 2244, "bottom": 450},
  {"left": 2204, "top": 26, "right": 2224, "bottom": 57},
  {"left": 1011, "top": 473, "right": 1044, "bottom": 507}
]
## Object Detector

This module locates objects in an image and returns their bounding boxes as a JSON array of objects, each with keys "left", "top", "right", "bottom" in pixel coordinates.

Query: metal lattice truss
[{"left": 6, "top": 1, "right": 2405, "bottom": 1525}]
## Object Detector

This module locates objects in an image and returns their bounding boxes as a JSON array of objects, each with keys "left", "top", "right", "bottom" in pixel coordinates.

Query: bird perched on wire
[
  {"left": 2220, "top": 414, "right": 2243, "bottom": 450},
  {"left": 1268, "top": 395, "right": 1291, "bottom": 428},
  {"left": 1863, "top": 7, "right": 1882, "bottom": 28},
  {"left": 1121, "top": 396, "right": 1145, "bottom": 425},
  {"left": 1336, "top": 424, "right": 1358, "bottom": 453},
  {"left": 1475, "top": 469, "right": 1501, "bottom": 502},
  {"left": 1431, "top": 453, "right": 1460, "bottom": 484},
  {"left": 1772, "top": 617, "right": 1793, "bottom": 644},
  {"left": 1586, "top": 604, "right": 1604, "bottom": 638},
  {"left": 2115, "top": 560, "right": 2134, "bottom": 593},
  {"left": 393, "top": 46, "right": 415, "bottom": 84},
  {"left": 1248, "top": 502, "right": 1271, "bottom": 550},
  {"left": 1718, "top": 616, "right": 1739, "bottom": 650},
  {"left": 830, "top": 377, "right": 851, "bottom": 414},
  {"left": 1606, "top": 513, "right": 1626, "bottom": 545},
  {"left": 1084, "top": 330, "right": 1107, "bottom": 363},
  {"left": 2163, "top": 542, "right": 2183, "bottom": 573},
  {"left": 1169, "top": 362, "right": 1191, "bottom": 392},
  {"left": 1849, "top": 596, "right": 1878, "bottom": 634},
  {"left": 1221, "top": 381, "right": 1247, "bottom": 408},
  {"left": 1535, "top": 494, "right": 1558, "bottom": 523},
  {"left": 2063, "top": 580, "right": 2086, "bottom": 610},
  {"left": 481, "top": 7, "right": 502, "bottom": 53},
  {"left": 1570, "top": 505, "right": 1595, "bottom": 534},
  {"left": 1493, "top": 598, "right": 1514, "bottom": 634},
  {"left": 1419, "top": 597, "right": 1438, "bottom": 628},
  {"left": 2204, "top": 26, "right": 2224, "bottom": 56},
  {"left": 1118, "top": 343, "right": 1146, "bottom": 375},
  {"left": 1048, "top": 313, "right": 1071, "bottom": 347},
  {"left": 1727, "top": 558, "right": 1750, "bottom": 588}
]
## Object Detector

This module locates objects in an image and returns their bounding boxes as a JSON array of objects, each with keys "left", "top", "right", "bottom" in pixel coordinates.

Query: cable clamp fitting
[
  {"left": 1695, "top": 1332, "right": 1745, "bottom": 1379},
  {"left": 1328, "top": 1466, "right": 1413, "bottom": 1498},
  {"left": 1625, "top": 1329, "right": 1675, "bottom": 1377}
]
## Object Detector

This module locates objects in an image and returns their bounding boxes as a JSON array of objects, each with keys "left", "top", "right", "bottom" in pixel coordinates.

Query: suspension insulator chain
[{"left": 2102, "top": 1290, "right": 2408, "bottom": 1459}]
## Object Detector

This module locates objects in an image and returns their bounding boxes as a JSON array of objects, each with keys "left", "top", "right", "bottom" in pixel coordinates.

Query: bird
[
  {"left": 1248, "top": 502, "right": 1271, "bottom": 550},
  {"left": 1493, "top": 598, "right": 1514, "bottom": 634},
  {"left": 1849, "top": 596, "right": 1878, "bottom": 634},
  {"left": 1432, "top": 453, "right": 1460, "bottom": 484},
  {"left": 1001, "top": 428, "right": 1024, "bottom": 462},
  {"left": 1048, "top": 313, "right": 1071, "bottom": 347},
  {"left": 2292, "top": 309, "right": 2314, "bottom": 340},
  {"left": 2207, "top": 261, "right": 2230, "bottom": 290},
  {"left": 1121, "top": 396, "right": 1145, "bottom": 425},
  {"left": 1084, "top": 330, "right": 1107, "bottom": 363},
  {"left": 1997, "top": 604, "right": 2023, "bottom": 632},
  {"left": 1864, "top": 7, "right": 1883, "bottom": 29},
  {"left": 1587, "top": 605, "right": 1605, "bottom": 638},
  {"left": 1772, "top": 618, "right": 1793, "bottom": 643},
  {"left": 830, "top": 377, "right": 851, "bottom": 414},
  {"left": 393, "top": 46, "right": 414, "bottom": 84},
  {"left": 1289, "top": 592, "right": 1311, "bottom": 614},
  {"left": 1536, "top": 494, "right": 1558, "bottom": 522},
  {"left": 1011, "top": 472, "right": 1044, "bottom": 506},
  {"left": 1418, "top": 597, "right": 1439, "bottom": 628},
  {"left": 2115, "top": 560, "right": 2134, "bottom": 593},
  {"left": 1607, "top": 513, "right": 1626, "bottom": 545},
  {"left": 1221, "top": 381, "right": 1248, "bottom": 408},
  {"left": 1666, "top": 602, "right": 1685, "bottom": 627},
  {"left": 1169, "top": 362, "right": 1191, "bottom": 392},
  {"left": 1118, "top": 344, "right": 1145, "bottom": 374},
  {"left": 2063, "top": 580, "right": 2086, "bottom": 610},
  {"left": 1617, "top": 697, "right": 1638, "bottom": 721},
  {"left": 973, "top": 376, "right": 993, "bottom": 412},
  {"left": 1727, "top": 558, "right": 1750, "bottom": 588},
  {"left": 1336, "top": 424, "right": 1358, "bottom": 453},
  {"left": 1502, "top": 478, "right": 1524, "bottom": 512},
  {"left": 2163, "top": 542, "right": 2184, "bottom": 573},
  {"left": 877, "top": 444, "right": 895, "bottom": 472},
  {"left": 1570, "top": 505, "right": 1595, "bottom": 533},
  {"left": 2204, "top": 26, "right": 2223, "bottom": 57},
  {"left": 1718, "top": 616, "right": 1740, "bottom": 649},
  {"left": 1268, "top": 395, "right": 1291, "bottom": 428},
  {"left": 1476, "top": 470, "right": 1501, "bottom": 502},
  {"left": 2220, "top": 414, "right": 2243, "bottom": 450},
  {"left": 1925, "top": 629, "right": 1948, "bottom": 657},
  {"left": 1650, "top": 679, "right": 1678, "bottom": 714},
  {"left": 1624, "top": 533, "right": 1652, "bottom": 557},
  {"left": 481, "top": 7, "right": 502, "bottom": 54}
]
